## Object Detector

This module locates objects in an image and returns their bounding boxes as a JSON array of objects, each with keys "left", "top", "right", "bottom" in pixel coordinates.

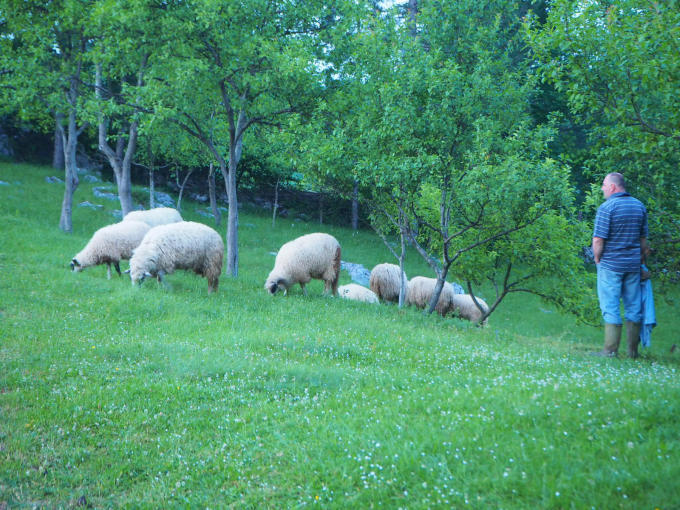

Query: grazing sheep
[
  {"left": 265, "top": 233, "right": 341, "bottom": 296},
  {"left": 129, "top": 221, "right": 223, "bottom": 293},
  {"left": 70, "top": 220, "right": 151, "bottom": 279},
  {"left": 369, "top": 263, "right": 408, "bottom": 303},
  {"left": 405, "top": 276, "right": 457, "bottom": 316},
  {"left": 338, "top": 283, "right": 379, "bottom": 304},
  {"left": 123, "top": 207, "right": 182, "bottom": 227},
  {"left": 450, "top": 294, "right": 490, "bottom": 325}
]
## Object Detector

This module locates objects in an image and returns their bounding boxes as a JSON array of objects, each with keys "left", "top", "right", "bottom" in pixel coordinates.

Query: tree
[
  {"left": 526, "top": 0, "right": 680, "bottom": 279},
  {"left": 142, "top": 0, "right": 353, "bottom": 277},
  {"left": 311, "top": 0, "right": 598, "bottom": 323},
  {"left": 1, "top": 0, "right": 96, "bottom": 232}
]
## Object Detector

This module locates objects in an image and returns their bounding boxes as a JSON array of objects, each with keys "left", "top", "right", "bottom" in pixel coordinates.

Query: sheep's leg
[
  {"left": 106, "top": 263, "right": 112, "bottom": 280},
  {"left": 114, "top": 262, "right": 121, "bottom": 277},
  {"left": 208, "top": 277, "right": 218, "bottom": 294},
  {"left": 331, "top": 246, "right": 341, "bottom": 296},
  {"left": 300, "top": 282, "right": 307, "bottom": 296}
]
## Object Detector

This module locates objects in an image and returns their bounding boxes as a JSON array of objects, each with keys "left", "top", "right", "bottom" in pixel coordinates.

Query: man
[{"left": 592, "top": 172, "right": 648, "bottom": 358}]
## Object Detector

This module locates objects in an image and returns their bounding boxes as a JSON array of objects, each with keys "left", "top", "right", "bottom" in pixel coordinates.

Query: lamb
[
  {"left": 265, "top": 233, "right": 341, "bottom": 296},
  {"left": 70, "top": 220, "right": 151, "bottom": 279},
  {"left": 338, "top": 283, "right": 379, "bottom": 304},
  {"left": 129, "top": 221, "right": 223, "bottom": 293},
  {"left": 369, "top": 263, "right": 408, "bottom": 303},
  {"left": 405, "top": 276, "right": 457, "bottom": 316},
  {"left": 450, "top": 294, "right": 490, "bottom": 325},
  {"left": 123, "top": 207, "right": 183, "bottom": 227}
]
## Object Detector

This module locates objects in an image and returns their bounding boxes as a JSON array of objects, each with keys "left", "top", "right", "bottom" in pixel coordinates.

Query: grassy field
[{"left": 1, "top": 162, "right": 679, "bottom": 509}]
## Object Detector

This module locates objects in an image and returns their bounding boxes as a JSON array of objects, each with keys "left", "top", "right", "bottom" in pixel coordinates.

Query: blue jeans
[{"left": 597, "top": 265, "right": 642, "bottom": 324}]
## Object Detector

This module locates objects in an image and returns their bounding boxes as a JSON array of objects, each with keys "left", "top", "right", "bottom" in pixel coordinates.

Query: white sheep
[
  {"left": 70, "top": 220, "right": 151, "bottom": 279},
  {"left": 369, "top": 263, "right": 408, "bottom": 303},
  {"left": 123, "top": 207, "right": 182, "bottom": 227},
  {"left": 129, "top": 221, "right": 223, "bottom": 293},
  {"left": 338, "top": 283, "right": 379, "bottom": 304},
  {"left": 450, "top": 294, "right": 490, "bottom": 325},
  {"left": 265, "top": 233, "right": 341, "bottom": 296},
  {"left": 405, "top": 276, "right": 457, "bottom": 316}
]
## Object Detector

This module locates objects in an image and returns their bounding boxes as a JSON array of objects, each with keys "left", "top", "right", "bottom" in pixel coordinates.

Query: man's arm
[
  {"left": 640, "top": 237, "right": 648, "bottom": 263},
  {"left": 592, "top": 237, "right": 605, "bottom": 264}
]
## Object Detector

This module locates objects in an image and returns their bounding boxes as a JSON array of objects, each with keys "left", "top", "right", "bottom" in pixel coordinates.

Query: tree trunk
[
  {"left": 53, "top": 114, "right": 64, "bottom": 170},
  {"left": 272, "top": 177, "right": 279, "bottom": 228},
  {"left": 149, "top": 167, "right": 155, "bottom": 208},
  {"left": 408, "top": 0, "right": 418, "bottom": 37},
  {"left": 208, "top": 163, "right": 221, "bottom": 226},
  {"left": 426, "top": 269, "right": 450, "bottom": 315},
  {"left": 218, "top": 128, "right": 242, "bottom": 278},
  {"left": 96, "top": 64, "right": 136, "bottom": 217},
  {"left": 398, "top": 227, "right": 407, "bottom": 308},
  {"left": 176, "top": 168, "right": 194, "bottom": 212},
  {"left": 148, "top": 140, "right": 155, "bottom": 208},
  {"left": 351, "top": 180, "right": 359, "bottom": 230},
  {"left": 224, "top": 152, "right": 239, "bottom": 277},
  {"left": 318, "top": 193, "right": 324, "bottom": 224},
  {"left": 59, "top": 108, "right": 79, "bottom": 233}
]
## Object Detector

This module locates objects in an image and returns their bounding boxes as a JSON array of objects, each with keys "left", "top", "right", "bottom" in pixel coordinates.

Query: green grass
[{"left": 1, "top": 162, "right": 679, "bottom": 508}]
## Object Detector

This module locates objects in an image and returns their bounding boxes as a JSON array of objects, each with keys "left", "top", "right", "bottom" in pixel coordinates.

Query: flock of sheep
[
  {"left": 70, "top": 207, "right": 223, "bottom": 293},
  {"left": 71, "top": 208, "right": 488, "bottom": 324}
]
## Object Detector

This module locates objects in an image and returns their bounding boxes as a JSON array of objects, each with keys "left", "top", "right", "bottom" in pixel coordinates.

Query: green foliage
[
  {"left": 303, "top": 0, "right": 596, "bottom": 320},
  {"left": 526, "top": 0, "right": 680, "bottom": 279},
  {"left": 0, "top": 0, "right": 96, "bottom": 129}
]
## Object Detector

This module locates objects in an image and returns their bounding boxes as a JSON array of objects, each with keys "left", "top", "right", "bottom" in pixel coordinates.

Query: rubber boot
[
  {"left": 592, "top": 323, "right": 621, "bottom": 357},
  {"left": 626, "top": 321, "right": 642, "bottom": 359}
]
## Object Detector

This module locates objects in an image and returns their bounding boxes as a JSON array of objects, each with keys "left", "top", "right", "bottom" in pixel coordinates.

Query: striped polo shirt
[{"left": 593, "top": 192, "right": 648, "bottom": 272}]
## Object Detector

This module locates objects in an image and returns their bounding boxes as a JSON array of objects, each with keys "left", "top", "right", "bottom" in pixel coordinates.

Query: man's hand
[
  {"left": 640, "top": 237, "right": 648, "bottom": 263},
  {"left": 592, "top": 237, "right": 605, "bottom": 264}
]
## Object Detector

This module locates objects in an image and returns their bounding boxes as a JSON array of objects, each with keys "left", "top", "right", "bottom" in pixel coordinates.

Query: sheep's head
[
  {"left": 129, "top": 258, "right": 155, "bottom": 286},
  {"left": 265, "top": 272, "right": 288, "bottom": 295},
  {"left": 70, "top": 258, "right": 83, "bottom": 273}
]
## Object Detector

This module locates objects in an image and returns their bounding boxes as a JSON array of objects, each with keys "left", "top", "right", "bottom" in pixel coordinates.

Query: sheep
[
  {"left": 338, "top": 283, "right": 379, "bottom": 304},
  {"left": 129, "top": 221, "right": 223, "bottom": 293},
  {"left": 123, "top": 207, "right": 182, "bottom": 227},
  {"left": 405, "top": 276, "right": 457, "bottom": 316},
  {"left": 70, "top": 220, "right": 151, "bottom": 279},
  {"left": 450, "top": 294, "right": 490, "bottom": 325},
  {"left": 265, "top": 233, "right": 341, "bottom": 296},
  {"left": 369, "top": 263, "right": 408, "bottom": 303},
  {"left": 406, "top": 276, "right": 489, "bottom": 324}
]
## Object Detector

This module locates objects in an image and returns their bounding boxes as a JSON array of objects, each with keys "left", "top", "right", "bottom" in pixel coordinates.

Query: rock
[
  {"left": 78, "top": 201, "right": 103, "bottom": 210},
  {"left": 195, "top": 209, "right": 213, "bottom": 218},
  {"left": 189, "top": 192, "right": 208, "bottom": 203},
  {"left": 0, "top": 180, "right": 9, "bottom": 186},
  {"left": 341, "top": 261, "right": 371, "bottom": 287},
  {"left": 141, "top": 188, "right": 175, "bottom": 208},
  {"left": 46, "top": 176, "right": 63, "bottom": 184},
  {"left": 450, "top": 282, "right": 465, "bottom": 294},
  {"left": 81, "top": 174, "right": 100, "bottom": 183},
  {"left": 93, "top": 187, "right": 118, "bottom": 201},
  {"left": 0, "top": 133, "right": 14, "bottom": 158}
]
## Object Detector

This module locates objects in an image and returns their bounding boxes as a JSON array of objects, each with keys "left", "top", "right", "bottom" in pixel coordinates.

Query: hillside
[{"left": 1, "top": 163, "right": 678, "bottom": 508}]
